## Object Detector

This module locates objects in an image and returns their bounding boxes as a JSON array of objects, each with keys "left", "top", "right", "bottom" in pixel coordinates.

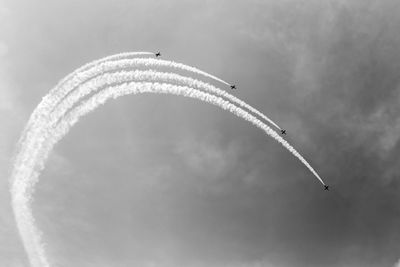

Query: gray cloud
[{"left": 2, "top": 0, "right": 400, "bottom": 266}]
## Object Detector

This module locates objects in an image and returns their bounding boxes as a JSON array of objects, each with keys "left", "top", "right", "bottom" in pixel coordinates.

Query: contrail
[
  {"left": 52, "top": 57, "right": 233, "bottom": 106},
  {"left": 75, "top": 60, "right": 281, "bottom": 129},
  {"left": 15, "top": 67, "right": 282, "bottom": 204},
  {"left": 15, "top": 58, "right": 282, "bottom": 190},
  {"left": 14, "top": 52, "right": 155, "bottom": 170},
  {"left": 50, "top": 68, "right": 282, "bottom": 130},
  {"left": 98, "top": 52, "right": 232, "bottom": 86},
  {"left": 16, "top": 56, "right": 240, "bottom": 174},
  {"left": 11, "top": 57, "right": 324, "bottom": 267},
  {"left": 25, "top": 55, "right": 231, "bottom": 128},
  {"left": 57, "top": 81, "right": 324, "bottom": 186},
  {"left": 13, "top": 68, "right": 285, "bottom": 254},
  {"left": 12, "top": 81, "right": 324, "bottom": 266},
  {"left": 18, "top": 52, "right": 154, "bottom": 137}
]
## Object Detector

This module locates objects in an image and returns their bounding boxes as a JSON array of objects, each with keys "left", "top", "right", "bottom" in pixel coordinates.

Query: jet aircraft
[
  {"left": 324, "top": 185, "right": 329, "bottom": 191},
  {"left": 230, "top": 85, "right": 236, "bottom": 89},
  {"left": 155, "top": 52, "right": 161, "bottom": 57},
  {"left": 280, "top": 129, "right": 286, "bottom": 135}
]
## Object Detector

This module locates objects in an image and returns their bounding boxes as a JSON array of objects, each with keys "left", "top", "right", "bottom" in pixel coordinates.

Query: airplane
[
  {"left": 155, "top": 52, "right": 161, "bottom": 57},
  {"left": 280, "top": 129, "right": 286, "bottom": 135},
  {"left": 324, "top": 185, "right": 329, "bottom": 191},
  {"left": 230, "top": 85, "right": 236, "bottom": 89}
]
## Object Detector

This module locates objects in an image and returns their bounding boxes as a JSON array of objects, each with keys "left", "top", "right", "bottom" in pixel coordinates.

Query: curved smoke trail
[
  {"left": 15, "top": 57, "right": 283, "bottom": 196},
  {"left": 16, "top": 52, "right": 154, "bottom": 148},
  {"left": 51, "top": 68, "right": 282, "bottom": 129},
  {"left": 16, "top": 55, "right": 264, "bottom": 181},
  {"left": 10, "top": 54, "right": 324, "bottom": 267},
  {"left": 51, "top": 59, "right": 282, "bottom": 129}
]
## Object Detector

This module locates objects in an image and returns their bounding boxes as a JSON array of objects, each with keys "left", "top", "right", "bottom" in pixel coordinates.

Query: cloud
[
  {"left": 0, "top": 41, "right": 8, "bottom": 57},
  {"left": 4, "top": 0, "right": 400, "bottom": 266},
  {"left": 174, "top": 132, "right": 241, "bottom": 195}
]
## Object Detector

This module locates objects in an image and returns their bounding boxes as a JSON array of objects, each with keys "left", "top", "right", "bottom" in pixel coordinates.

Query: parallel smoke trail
[
  {"left": 17, "top": 52, "right": 154, "bottom": 146},
  {"left": 16, "top": 56, "right": 238, "bottom": 176},
  {"left": 71, "top": 60, "right": 281, "bottom": 129},
  {"left": 15, "top": 59, "right": 282, "bottom": 197},
  {"left": 34, "top": 56, "right": 231, "bottom": 123},
  {"left": 51, "top": 68, "right": 282, "bottom": 130},
  {"left": 53, "top": 52, "right": 155, "bottom": 90},
  {"left": 99, "top": 53, "right": 231, "bottom": 86},
  {"left": 60, "top": 81, "right": 324, "bottom": 186},
  {"left": 13, "top": 53, "right": 157, "bottom": 181},
  {"left": 52, "top": 57, "right": 232, "bottom": 107},
  {"left": 11, "top": 56, "right": 324, "bottom": 267},
  {"left": 12, "top": 81, "right": 324, "bottom": 266},
  {"left": 16, "top": 67, "right": 282, "bottom": 201}
]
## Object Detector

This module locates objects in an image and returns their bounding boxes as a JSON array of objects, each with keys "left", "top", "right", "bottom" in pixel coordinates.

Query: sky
[{"left": 1, "top": 0, "right": 400, "bottom": 266}]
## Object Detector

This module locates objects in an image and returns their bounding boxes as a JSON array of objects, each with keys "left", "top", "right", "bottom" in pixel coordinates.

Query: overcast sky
[{"left": 2, "top": 0, "right": 400, "bottom": 266}]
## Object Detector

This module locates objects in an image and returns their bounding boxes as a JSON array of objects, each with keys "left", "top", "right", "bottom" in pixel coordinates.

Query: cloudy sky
[{"left": 2, "top": 0, "right": 400, "bottom": 266}]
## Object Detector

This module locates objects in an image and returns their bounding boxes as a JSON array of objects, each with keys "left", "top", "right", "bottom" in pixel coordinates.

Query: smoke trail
[
  {"left": 23, "top": 54, "right": 230, "bottom": 135},
  {"left": 15, "top": 58, "right": 281, "bottom": 194},
  {"left": 50, "top": 68, "right": 282, "bottom": 130},
  {"left": 70, "top": 60, "right": 281, "bottom": 130},
  {"left": 89, "top": 52, "right": 232, "bottom": 86},
  {"left": 18, "top": 52, "right": 154, "bottom": 141},
  {"left": 12, "top": 69, "right": 285, "bottom": 265},
  {"left": 52, "top": 57, "right": 232, "bottom": 106},
  {"left": 155, "top": 58, "right": 231, "bottom": 86},
  {"left": 13, "top": 53, "right": 156, "bottom": 178},
  {"left": 12, "top": 80, "right": 324, "bottom": 266},
  {"left": 58, "top": 81, "right": 324, "bottom": 186},
  {"left": 16, "top": 67, "right": 282, "bottom": 205},
  {"left": 16, "top": 56, "right": 238, "bottom": 177},
  {"left": 11, "top": 59, "right": 324, "bottom": 267}
]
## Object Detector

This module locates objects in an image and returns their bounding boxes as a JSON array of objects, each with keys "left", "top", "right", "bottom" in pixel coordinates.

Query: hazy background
[{"left": 1, "top": 0, "right": 400, "bottom": 266}]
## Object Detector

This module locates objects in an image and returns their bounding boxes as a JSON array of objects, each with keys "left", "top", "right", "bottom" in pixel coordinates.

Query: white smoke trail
[
  {"left": 15, "top": 67, "right": 282, "bottom": 208},
  {"left": 11, "top": 55, "right": 325, "bottom": 267},
  {"left": 154, "top": 58, "right": 231, "bottom": 86},
  {"left": 17, "top": 69, "right": 307, "bottom": 207},
  {"left": 54, "top": 52, "right": 155, "bottom": 90},
  {"left": 23, "top": 55, "right": 230, "bottom": 133},
  {"left": 12, "top": 80, "right": 325, "bottom": 267},
  {"left": 92, "top": 53, "right": 232, "bottom": 86},
  {"left": 15, "top": 56, "right": 238, "bottom": 177},
  {"left": 12, "top": 69, "right": 285, "bottom": 261},
  {"left": 58, "top": 81, "right": 323, "bottom": 186},
  {"left": 13, "top": 53, "right": 157, "bottom": 180},
  {"left": 50, "top": 68, "right": 282, "bottom": 130},
  {"left": 51, "top": 57, "right": 232, "bottom": 106},
  {"left": 15, "top": 58, "right": 281, "bottom": 195},
  {"left": 17, "top": 52, "right": 154, "bottom": 143}
]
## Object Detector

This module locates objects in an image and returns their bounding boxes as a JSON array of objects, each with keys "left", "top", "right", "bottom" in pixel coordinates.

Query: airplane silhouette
[
  {"left": 324, "top": 185, "right": 329, "bottom": 191},
  {"left": 230, "top": 85, "right": 236, "bottom": 89},
  {"left": 280, "top": 129, "right": 286, "bottom": 135},
  {"left": 155, "top": 52, "right": 161, "bottom": 57}
]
